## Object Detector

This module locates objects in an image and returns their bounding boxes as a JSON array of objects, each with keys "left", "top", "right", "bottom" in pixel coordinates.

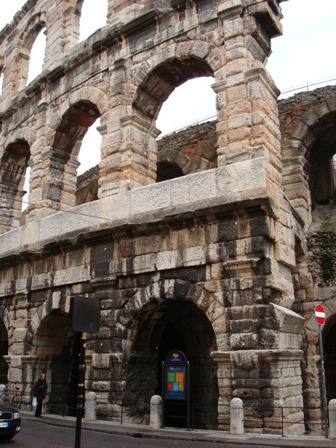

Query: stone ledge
[{"left": 0, "top": 158, "right": 271, "bottom": 260}]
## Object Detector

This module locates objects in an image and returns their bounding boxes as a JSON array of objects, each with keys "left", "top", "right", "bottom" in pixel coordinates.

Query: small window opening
[
  {"left": 79, "top": 0, "right": 107, "bottom": 41},
  {"left": 156, "top": 77, "right": 216, "bottom": 136},
  {"left": 27, "top": 28, "right": 46, "bottom": 84},
  {"left": 77, "top": 118, "right": 102, "bottom": 176},
  {"left": 22, "top": 167, "right": 30, "bottom": 211},
  {"left": 157, "top": 162, "right": 183, "bottom": 182}
]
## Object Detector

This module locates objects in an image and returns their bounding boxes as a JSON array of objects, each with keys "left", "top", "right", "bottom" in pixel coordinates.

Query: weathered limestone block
[
  {"left": 12, "top": 329, "right": 28, "bottom": 344},
  {"left": 230, "top": 333, "right": 258, "bottom": 350},
  {"left": 92, "top": 354, "right": 111, "bottom": 370}
]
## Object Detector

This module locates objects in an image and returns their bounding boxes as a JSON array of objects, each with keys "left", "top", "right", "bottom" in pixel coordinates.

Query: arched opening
[
  {"left": 156, "top": 77, "right": 216, "bottom": 136},
  {"left": 31, "top": 310, "right": 80, "bottom": 416},
  {"left": 50, "top": 100, "right": 101, "bottom": 208},
  {"left": 308, "top": 111, "right": 336, "bottom": 207},
  {"left": 0, "top": 139, "right": 30, "bottom": 229},
  {"left": 156, "top": 161, "right": 183, "bottom": 182},
  {"left": 77, "top": 118, "right": 102, "bottom": 176},
  {"left": 21, "top": 166, "right": 30, "bottom": 214},
  {"left": 27, "top": 27, "right": 46, "bottom": 84},
  {"left": 124, "top": 300, "right": 218, "bottom": 429},
  {"left": 323, "top": 316, "right": 336, "bottom": 402},
  {"left": 133, "top": 60, "right": 217, "bottom": 184},
  {"left": 15, "top": 17, "right": 47, "bottom": 92},
  {"left": 79, "top": 0, "right": 107, "bottom": 41},
  {"left": 0, "top": 321, "right": 8, "bottom": 385}
]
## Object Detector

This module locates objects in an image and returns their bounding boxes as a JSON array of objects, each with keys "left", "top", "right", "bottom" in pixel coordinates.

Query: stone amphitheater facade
[{"left": 0, "top": 0, "right": 336, "bottom": 436}]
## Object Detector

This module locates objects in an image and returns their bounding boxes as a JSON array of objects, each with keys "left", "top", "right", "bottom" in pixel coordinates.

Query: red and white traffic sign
[{"left": 314, "top": 304, "right": 326, "bottom": 326}]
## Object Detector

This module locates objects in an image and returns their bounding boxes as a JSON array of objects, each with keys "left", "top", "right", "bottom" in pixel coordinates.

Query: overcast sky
[{"left": 1, "top": 0, "right": 336, "bottom": 172}]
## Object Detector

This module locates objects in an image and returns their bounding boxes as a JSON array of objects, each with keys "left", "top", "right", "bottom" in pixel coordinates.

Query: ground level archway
[
  {"left": 0, "top": 321, "right": 8, "bottom": 385},
  {"left": 31, "top": 310, "right": 80, "bottom": 416},
  {"left": 124, "top": 299, "right": 219, "bottom": 429},
  {"left": 324, "top": 316, "right": 336, "bottom": 402}
]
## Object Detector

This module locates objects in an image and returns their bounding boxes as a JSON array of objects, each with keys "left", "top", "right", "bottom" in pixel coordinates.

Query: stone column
[
  {"left": 98, "top": 59, "right": 125, "bottom": 198},
  {"left": 281, "top": 150, "right": 311, "bottom": 227},
  {"left": 0, "top": 196, "right": 13, "bottom": 234},
  {"left": 44, "top": 2, "right": 80, "bottom": 70},
  {"left": 118, "top": 115, "right": 160, "bottom": 192},
  {"left": 4, "top": 355, "right": 42, "bottom": 408},
  {"left": 213, "top": 349, "right": 305, "bottom": 436},
  {"left": 0, "top": 46, "right": 29, "bottom": 111},
  {"left": 215, "top": 0, "right": 283, "bottom": 196},
  {"left": 107, "top": 0, "right": 140, "bottom": 25}
]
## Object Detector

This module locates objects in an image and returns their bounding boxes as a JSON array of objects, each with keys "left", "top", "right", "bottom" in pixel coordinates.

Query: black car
[{"left": 0, "top": 403, "right": 21, "bottom": 441}]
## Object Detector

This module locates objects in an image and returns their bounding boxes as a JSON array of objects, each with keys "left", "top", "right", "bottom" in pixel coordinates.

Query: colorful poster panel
[{"left": 165, "top": 366, "right": 186, "bottom": 400}]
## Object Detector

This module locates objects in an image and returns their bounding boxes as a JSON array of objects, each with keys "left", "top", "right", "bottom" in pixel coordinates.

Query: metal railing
[
  {"left": 157, "top": 75, "right": 336, "bottom": 138},
  {"left": 0, "top": 384, "right": 22, "bottom": 409},
  {"left": 279, "top": 76, "right": 336, "bottom": 98}
]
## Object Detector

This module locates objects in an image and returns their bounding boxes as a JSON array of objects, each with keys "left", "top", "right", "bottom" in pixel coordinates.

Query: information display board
[
  {"left": 166, "top": 365, "right": 186, "bottom": 400},
  {"left": 162, "top": 350, "right": 190, "bottom": 429}
]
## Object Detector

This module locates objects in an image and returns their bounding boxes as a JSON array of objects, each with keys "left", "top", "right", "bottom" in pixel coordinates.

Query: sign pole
[
  {"left": 318, "top": 324, "right": 328, "bottom": 438},
  {"left": 314, "top": 304, "right": 328, "bottom": 438},
  {"left": 71, "top": 296, "right": 100, "bottom": 448},
  {"left": 75, "top": 332, "right": 86, "bottom": 448}
]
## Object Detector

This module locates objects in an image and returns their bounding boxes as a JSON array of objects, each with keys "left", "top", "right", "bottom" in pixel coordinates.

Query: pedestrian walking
[{"left": 33, "top": 372, "right": 47, "bottom": 417}]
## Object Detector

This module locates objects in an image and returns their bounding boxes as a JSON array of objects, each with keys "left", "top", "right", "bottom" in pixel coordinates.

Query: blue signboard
[
  {"left": 166, "top": 365, "right": 186, "bottom": 400},
  {"left": 163, "top": 350, "right": 188, "bottom": 401},
  {"left": 162, "top": 350, "right": 190, "bottom": 429}
]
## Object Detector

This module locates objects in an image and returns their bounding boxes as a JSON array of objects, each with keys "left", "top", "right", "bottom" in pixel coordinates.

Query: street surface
[{"left": 0, "top": 419, "right": 279, "bottom": 448}]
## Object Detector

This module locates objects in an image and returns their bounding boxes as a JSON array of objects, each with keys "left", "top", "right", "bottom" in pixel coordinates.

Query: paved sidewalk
[{"left": 21, "top": 411, "right": 335, "bottom": 447}]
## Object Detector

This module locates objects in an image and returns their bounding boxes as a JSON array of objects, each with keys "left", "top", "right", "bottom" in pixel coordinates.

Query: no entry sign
[{"left": 315, "top": 304, "right": 326, "bottom": 326}]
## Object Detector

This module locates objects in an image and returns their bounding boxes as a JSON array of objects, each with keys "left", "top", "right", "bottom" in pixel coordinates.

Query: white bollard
[
  {"left": 150, "top": 395, "right": 162, "bottom": 429},
  {"left": 85, "top": 391, "right": 96, "bottom": 421},
  {"left": 329, "top": 399, "right": 336, "bottom": 439},
  {"left": 230, "top": 397, "right": 244, "bottom": 435}
]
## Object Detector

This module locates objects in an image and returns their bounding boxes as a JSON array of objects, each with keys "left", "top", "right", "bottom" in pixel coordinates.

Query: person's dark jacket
[{"left": 33, "top": 379, "right": 47, "bottom": 399}]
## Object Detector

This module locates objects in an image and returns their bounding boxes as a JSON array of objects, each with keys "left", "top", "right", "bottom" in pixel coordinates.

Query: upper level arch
[
  {"left": 57, "top": 86, "right": 110, "bottom": 119},
  {"left": 0, "top": 139, "right": 30, "bottom": 232},
  {"left": 280, "top": 88, "right": 336, "bottom": 228},
  {"left": 45, "top": 99, "right": 101, "bottom": 209},
  {"left": 116, "top": 278, "right": 227, "bottom": 351},
  {"left": 115, "top": 44, "right": 221, "bottom": 189},
  {"left": 17, "top": 12, "right": 47, "bottom": 87},
  {"left": 131, "top": 42, "right": 222, "bottom": 124}
]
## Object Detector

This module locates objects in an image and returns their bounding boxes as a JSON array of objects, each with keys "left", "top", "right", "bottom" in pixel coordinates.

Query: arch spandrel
[
  {"left": 117, "top": 279, "right": 227, "bottom": 348},
  {"left": 27, "top": 91, "right": 108, "bottom": 215},
  {"left": 29, "top": 293, "right": 71, "bottom": 337},
  {"left": 130, "top": 43, "right": 216, "bottom": 122},
  {"left": 58, "top": 87, "right": 110, "bottom": 118},
  {"left": 0, "top": 139, "right": 31, "bottom": 232}
]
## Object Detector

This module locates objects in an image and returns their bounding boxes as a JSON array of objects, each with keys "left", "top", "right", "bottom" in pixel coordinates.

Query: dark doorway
[
  {"left": 32, "top": 311, "right": 80, "bottom": 416},
  {"left": 124, "top": 300, "right": 219, "bottom": 429},
  {"left": 157, "top": 162, "right": 183, "bottom": 182},
  {"left": 324, "top": 319, "right": 336, "bottom": 402},
  {"left": 0, "top": 322, "right": 8, "bottom": 385},
  {"left": 158, "top": 327, "right": 187, "bottom": 428}
]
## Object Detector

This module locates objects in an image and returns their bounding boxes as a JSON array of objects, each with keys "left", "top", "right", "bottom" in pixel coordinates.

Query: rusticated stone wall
[{"left": 0, "top": 0, "right": 336, "bottom": 437}]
